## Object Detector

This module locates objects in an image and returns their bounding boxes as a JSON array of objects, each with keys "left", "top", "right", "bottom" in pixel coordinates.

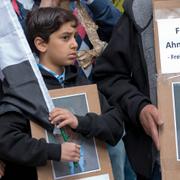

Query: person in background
[
  {"left": 93, "top": 0, "right": 162, "bottom": 179},
  {"left": 111, "top": 0, "right": 124, "bottom": 13}
]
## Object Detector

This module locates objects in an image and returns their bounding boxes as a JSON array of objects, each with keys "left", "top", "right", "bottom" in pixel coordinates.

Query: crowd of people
[{"left": 0, "top": 0, "right": 163, "bottom": 180}]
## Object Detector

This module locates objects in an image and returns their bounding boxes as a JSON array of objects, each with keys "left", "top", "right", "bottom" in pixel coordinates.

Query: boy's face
[{"left": 42, "top": 21, "right": 78, "bottom": 66}]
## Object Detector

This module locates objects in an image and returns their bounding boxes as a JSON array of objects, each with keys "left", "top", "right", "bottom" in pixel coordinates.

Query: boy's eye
[
  {"left": 61, "top": 35, "right": 70, "bottom": 41},
  {"left": 74, "top": 33, "right": 78, "bottom": 39}
]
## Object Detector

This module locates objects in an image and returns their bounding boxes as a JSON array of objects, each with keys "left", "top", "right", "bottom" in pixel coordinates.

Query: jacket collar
[
  {"left": 124, "top": 0, "right": 153, "bottom": 31},
  {"left": 39, "top": 65, "right": 80, "bottom": 83}
]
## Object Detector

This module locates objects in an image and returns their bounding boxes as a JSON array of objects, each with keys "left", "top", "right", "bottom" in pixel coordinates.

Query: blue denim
[
  {"left": 107, "top": 140, "right": 126, "bottom": 180},
  {"left": 107, "top": 140, "right": 137, "bottom": 180}
]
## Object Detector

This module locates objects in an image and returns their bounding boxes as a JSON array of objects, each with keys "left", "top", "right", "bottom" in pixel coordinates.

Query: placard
[
  {"left": 153, "top": 0, "right": 180, "bottom": 179},
  {"left": 30, "top": 84, "right": 113, "bottom": 180}
]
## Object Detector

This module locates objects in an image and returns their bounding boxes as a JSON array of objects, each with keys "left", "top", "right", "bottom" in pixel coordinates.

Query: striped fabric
[
  {"left": 0, "top": 0, "right": 55, "bottom": 132},
  {"left": 38, "top": 64, "right": 65, "bottom": 86}
]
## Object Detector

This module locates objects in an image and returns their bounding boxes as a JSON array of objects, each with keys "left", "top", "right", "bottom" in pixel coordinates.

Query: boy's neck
[{"left": 39, "top": 60, "right": 64, "bottom": 75}]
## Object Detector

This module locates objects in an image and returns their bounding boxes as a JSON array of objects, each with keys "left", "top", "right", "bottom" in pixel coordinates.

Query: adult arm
[
  {"left": 84, "top": 0, "right": 121, "bottom": 42},
  {"left": 93, "top": 15, "right": 151, "bottom": 127}
]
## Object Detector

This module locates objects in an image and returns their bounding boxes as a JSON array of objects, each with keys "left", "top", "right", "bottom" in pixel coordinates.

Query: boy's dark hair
[{"left": 26, "top": 7, "right": 78, "bottom": 55}]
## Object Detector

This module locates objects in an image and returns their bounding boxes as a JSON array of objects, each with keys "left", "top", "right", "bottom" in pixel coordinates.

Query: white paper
[
  {"left": 78, "top": 174, "right": 110, "bottom": 180},
  {"left": 157, "top": 18, "right": 180, "bottom": 74}
]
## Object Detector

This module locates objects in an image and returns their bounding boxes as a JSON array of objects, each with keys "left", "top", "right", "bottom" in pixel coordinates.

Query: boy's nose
[{"left": 70, "top": 38, "right": 78, "bottom": 50}]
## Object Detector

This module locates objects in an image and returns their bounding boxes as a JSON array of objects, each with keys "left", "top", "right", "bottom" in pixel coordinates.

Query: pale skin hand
[
  {"left": 49, "top": 109, "right": 80, "bottom": 162},
  {"left": 61, "top": 142, "right": 80, "bottom": 162},
  {"left": 139, "top": 104, "right": 164, "bottom": 150},
  {"left": 0, "top": 160, "right": 5, "bottom": 178},
  {"left": 49, "top": 108, "right": 78, "bottom": 129}
]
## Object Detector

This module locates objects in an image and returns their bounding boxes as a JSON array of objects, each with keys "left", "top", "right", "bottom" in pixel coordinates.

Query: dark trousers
[
  {"left": 137, "top": 162, "right": 161, "bottom": 180},
  {"left": 1, "top": 163, "right": 37, "bottom": 180}
]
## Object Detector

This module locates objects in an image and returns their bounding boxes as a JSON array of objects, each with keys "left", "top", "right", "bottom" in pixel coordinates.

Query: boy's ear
[{"left": 34, "top": 37, "right": 48, "bottom": 53}]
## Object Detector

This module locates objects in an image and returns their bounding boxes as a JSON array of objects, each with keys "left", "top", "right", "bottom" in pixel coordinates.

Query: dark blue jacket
[{"left": 84, "top": 0, "right": 121, "bottom": 42}]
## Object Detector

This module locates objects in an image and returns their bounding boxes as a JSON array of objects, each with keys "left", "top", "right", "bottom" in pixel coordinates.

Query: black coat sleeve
[
  {"left": 75, "top": 92, "right": 124, "bottom": 146},
  {"left": 0, "top": 112, "right": 60, "bottom": 166},
  {"left": 93, "top": 15, "right": 151, "bottom": 127}
]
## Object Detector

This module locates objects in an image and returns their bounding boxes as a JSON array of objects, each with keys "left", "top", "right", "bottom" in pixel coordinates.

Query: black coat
[
  {"left": 0, "top": 65, "right": 124, "bottom": 179},
  {"left": 0, "top": 80, "right": 3, "bottom": 100},
  {"left": 93, "top": 3, "right": 156, "bottom": 179},
  {"left": 40, "top": 65, "right": 124, "bottom": 145}
]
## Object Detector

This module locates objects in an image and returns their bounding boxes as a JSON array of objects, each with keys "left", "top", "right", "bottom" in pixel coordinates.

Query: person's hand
[
  {"left": 0, "top": 160, "right": 5, "bottom": 178},
  {"left": 139, "top": 104, "right": 164, "bottom": 150},
  {"left": 49, "top": 108, "right": 78, "bottom": 129},
  {"left": 61, "top": 142, "right": 80, "bottom": 162},
  {"left": 40, "top": 0, "right": 61, "bottom": 7}
]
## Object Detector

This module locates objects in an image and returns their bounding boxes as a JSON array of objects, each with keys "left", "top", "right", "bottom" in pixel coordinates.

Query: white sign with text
[{"left": 157, "top": 18, "right": 180, "bottom": 74}]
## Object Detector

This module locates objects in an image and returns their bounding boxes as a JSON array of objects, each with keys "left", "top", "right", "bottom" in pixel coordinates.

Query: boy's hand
[
  {"left": 61, "top": 142, "right": 80, "bottom": 162},
  {"left": 49, "top": 108, "right": 78, "bottom": 129},
  {"left": 0, "top": 160, "right": 5, "bottom": 178}
]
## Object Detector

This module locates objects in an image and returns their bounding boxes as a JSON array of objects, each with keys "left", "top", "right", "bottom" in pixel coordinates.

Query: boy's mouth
[{"left": 68, "top": 52, "right": 77, "bottom": 59}]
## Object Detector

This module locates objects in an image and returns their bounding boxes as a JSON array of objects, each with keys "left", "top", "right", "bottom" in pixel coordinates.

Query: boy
[
  {"left": 26, "top": 6, "right": 124, "bottom": 146},
  {"left": 0, "top": 7, "right": 124, "bottom": 179}
]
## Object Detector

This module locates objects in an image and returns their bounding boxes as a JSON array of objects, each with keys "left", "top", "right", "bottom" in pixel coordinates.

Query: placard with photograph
[
  {"left": 30, "top": 84, "right": 113, "bottom": 180},
  {"left": 153, "top": 0, "right": 180, "bottom": 179}
]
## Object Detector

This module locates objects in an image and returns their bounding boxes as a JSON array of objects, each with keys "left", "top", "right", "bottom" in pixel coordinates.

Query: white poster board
[{"left": 157, "top": 18, "right": 180, "bottom": 74}]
